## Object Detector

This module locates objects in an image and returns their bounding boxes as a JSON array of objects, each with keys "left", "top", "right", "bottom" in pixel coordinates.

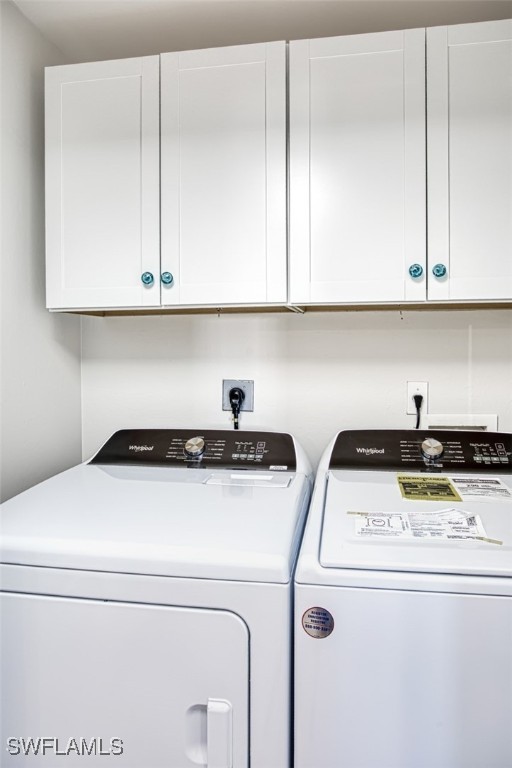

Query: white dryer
[
  {"left": 0, "top": 428, "right": 312, "bottom": 768},
  {"left": 295, "top": 429, "right": 512, "bottom": 768}
]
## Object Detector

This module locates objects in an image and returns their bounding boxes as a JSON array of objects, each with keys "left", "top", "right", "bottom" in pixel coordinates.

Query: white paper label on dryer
[
  {"left": 406, "top": 508, "right": 490, "bottom": 540},
  {"left": 351, "top": 508, "right": 501, "bottom": 543},
  {"left": 351, "top": 511, "right": 411, "bottom": 538},
  {"left": 450, "top": 477, "right": 512, "bottom": 502}
]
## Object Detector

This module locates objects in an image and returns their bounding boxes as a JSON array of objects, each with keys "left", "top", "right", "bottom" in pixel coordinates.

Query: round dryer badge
[{"left": 302, "top": 607, "right": 334, "bottom": 639}]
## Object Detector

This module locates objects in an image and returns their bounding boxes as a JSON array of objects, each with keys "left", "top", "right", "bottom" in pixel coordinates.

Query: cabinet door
[
  {"left": 45, "top": 58, "right": 160, "bottom": 310},
  {"left": 161, "top": 43, "right": 286, "bottom": 306},
  {"left": 289, "top": 30, "right": 426, "bottom": 305},
  {"left": 427, "top": 20, "right": 512, "bottom": 301}
]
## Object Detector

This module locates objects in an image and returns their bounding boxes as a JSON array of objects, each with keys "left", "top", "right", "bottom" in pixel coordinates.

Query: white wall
[
  {"left": 2, "top": 0, "right": 511, "bottom": 489},
  {"left": 14, "top": 0, "right": 512, "bottom": 63},
  {"left": 81, "top": 309, "right": 512, "bottom": 468},
  {"left": 0, "top": 0, "right": 82, "bottom": 502}
]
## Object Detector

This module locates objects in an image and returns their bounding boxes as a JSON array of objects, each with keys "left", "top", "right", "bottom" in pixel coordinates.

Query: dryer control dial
[
  {"left": 184, "top": 436, "right": 205, "bottom": 458},
  {"left": 421, "top": 437, "right": 444, "bottom": 460}
]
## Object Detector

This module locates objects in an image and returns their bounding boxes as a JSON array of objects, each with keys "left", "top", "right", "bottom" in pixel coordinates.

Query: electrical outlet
[
  {"left": 222, "top": 380, "right": 254, "bottom": 412},
  {"left": 406, "top": 381, "right": 428, "bottom": 415}
]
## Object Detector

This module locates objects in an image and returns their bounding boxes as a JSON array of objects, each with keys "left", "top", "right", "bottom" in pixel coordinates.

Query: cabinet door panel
[
  {"left": 45, "top": 58, "right": 160, "bottom": 309},
  {"left": 290, "top": 30, "right": 426, "bottom": 304},
  {"left": 427, "top": 20, "right": 512, "bottom": 300},
  {"left": 161, "top": 43, "right": 286, "bottom": 306}
]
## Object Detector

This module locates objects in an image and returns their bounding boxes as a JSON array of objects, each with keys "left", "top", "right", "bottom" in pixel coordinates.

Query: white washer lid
[
  {"left": 0, "top": 463, "right": 310, "bottom": 583},
  {"left": 320, "top": 470, "right": 512, "bottom": 578}
]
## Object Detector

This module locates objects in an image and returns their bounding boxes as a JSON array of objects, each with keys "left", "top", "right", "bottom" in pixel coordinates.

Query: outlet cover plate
[
  {"left": 407, "top": 381, "right": 429, "bottom": 415},
  {"left": 222, "top": 380, "right": 254, "bottom": 412}
]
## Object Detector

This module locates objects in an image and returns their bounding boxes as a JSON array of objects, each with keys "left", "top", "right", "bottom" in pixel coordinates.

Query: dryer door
[{"left": 1, "top": 593, "right": 249, "bottom": 767}]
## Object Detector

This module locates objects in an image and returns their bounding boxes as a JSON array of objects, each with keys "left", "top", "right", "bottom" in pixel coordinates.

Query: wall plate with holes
[
  {"left": 406, "top": 381, "right": 429, "bottom": 415},
  {"left": 222, "top": 380, "right": 254, "bottom": 412}
]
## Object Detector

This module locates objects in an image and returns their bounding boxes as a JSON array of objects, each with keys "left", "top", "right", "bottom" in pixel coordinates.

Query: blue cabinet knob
[
  {"left": 161, "top": 272, "right": 174, "bottom": 286},
  {"left": 408, "top": 264, "right": 423, "bottom": 279},
  {"left": 432, "top": 263, "right": 447, "bottom": 278},
  {"left": 141, "top": 272, "right": 154, "bottom": 286}
]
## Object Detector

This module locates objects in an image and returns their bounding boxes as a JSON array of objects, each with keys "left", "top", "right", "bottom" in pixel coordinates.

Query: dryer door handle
[{"left": 207, "top": 698, "right": 233, "bottom": 768}]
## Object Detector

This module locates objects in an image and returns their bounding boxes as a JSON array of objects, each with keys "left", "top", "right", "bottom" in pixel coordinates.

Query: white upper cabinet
[
  {"left": 427, "top": 19, "right": 512, "bottom": 301},
  {"left": 45, "top": 57, "right": 160, "bottom": 309},
  {"left": 160, "top": 43, "right": 287, "bottom": 306},
  {"left": 289, "top": 30, "right": 427, "bottom": 305},
  {"left": 45, "top": 22, "right": 511, "bottom": 313}
]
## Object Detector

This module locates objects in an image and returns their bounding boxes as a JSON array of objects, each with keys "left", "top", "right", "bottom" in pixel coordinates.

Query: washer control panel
[
  {"left": 90, "top": 429, "right": 296, "bottom": 470},
  {"left": 329, "top": 430, "right": 512, "bottom": 472}
]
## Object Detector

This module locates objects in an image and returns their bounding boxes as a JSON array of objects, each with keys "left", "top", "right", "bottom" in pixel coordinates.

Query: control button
[
  {"left": 491, "top": 457, "right": 500, "bottom": 463},
  {"left": 184, "top": 436, "right": 205, "bottom": 458},
  {"left": 500, "top": 457, "right": 509, "bottom": 463},
  {"left": 421, "top": 437, "right": 444, "bottom": 460}
]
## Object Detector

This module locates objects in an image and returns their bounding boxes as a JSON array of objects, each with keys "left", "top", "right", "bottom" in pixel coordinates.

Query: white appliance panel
[
  {"left": 295, "top": 429, "right": 512, "bottom": 768},
  {"left": 1, "top": 429, "right": 312, "bottom": 768},
  {"left": 0, "top": 465, "right": 308, "bottom": 582},
  {"left": 1, "top": 593, "right": 249, "bottom": 767},
  {"left": 320, "top": 470, "right": 512, "bottom": 577},
  {"left": 295, "top": 583, "right": 512, "bottom": 768}
]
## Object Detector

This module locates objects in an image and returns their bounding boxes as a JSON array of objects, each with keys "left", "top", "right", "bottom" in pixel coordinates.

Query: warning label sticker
[
  {"left": 397, "top": 475, "right": 462, "bottom": 502},
  {"left": 351, "top": 508, "right": 501, "bottom": 544},
  {"left": 350, "top": 511, "right": 409, "bottom": 538},
  {"left": 451, "top": 477, "right": 512, "bottom": 502},
  {"left": 302, "top": 607, "right": 335, "bottom": 638}
]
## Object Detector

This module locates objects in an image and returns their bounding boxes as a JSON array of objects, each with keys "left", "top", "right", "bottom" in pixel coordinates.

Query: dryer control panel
[
  {"left": 329, "top": 430, "right": 512, "bottom": 472},
  {"left": 90, "top": 429, "right": 296, "bottom": 470}
]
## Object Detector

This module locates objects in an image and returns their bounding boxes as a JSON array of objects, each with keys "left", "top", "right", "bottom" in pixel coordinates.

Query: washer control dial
[
  {"left": 184, "top": 436, "right": 205, "bottom": 458},
  {"left": 421, "top": 437, "right": 444, "bottom": 460}
]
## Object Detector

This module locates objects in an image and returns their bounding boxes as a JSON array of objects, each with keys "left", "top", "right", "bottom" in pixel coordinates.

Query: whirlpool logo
[
  {"left": 356, "top": 447, "right": 385, "bottom": 455},
  {"left": 128, "top": 445, "right": 154, "bottom": 452}
]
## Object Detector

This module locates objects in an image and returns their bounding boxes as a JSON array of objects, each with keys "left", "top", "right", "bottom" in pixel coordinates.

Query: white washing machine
[
  {"left": 0, "top": 428, "right": 312, "bottom": 768},
  {"left": 295, "top": 429, "right": 512, "bottom": 768}
]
